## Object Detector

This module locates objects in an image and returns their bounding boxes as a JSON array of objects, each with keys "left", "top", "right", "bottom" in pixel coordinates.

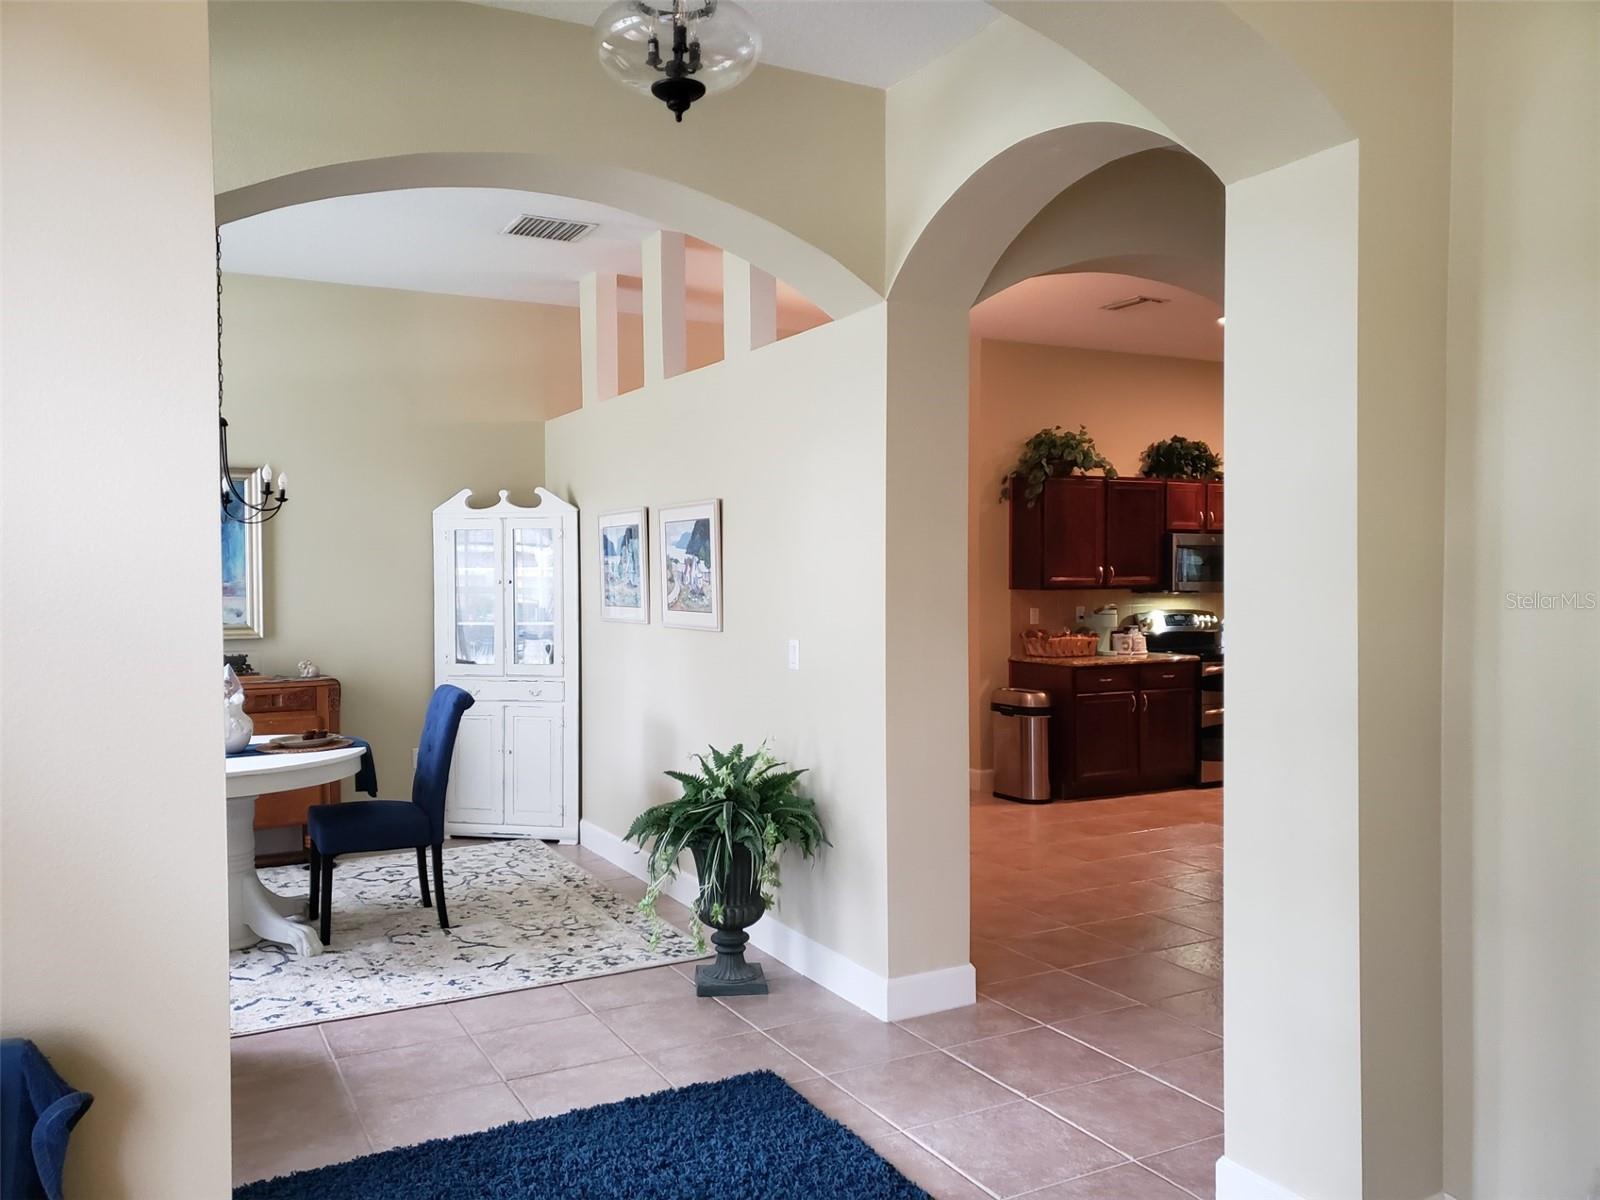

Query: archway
[
  {"left": 874, "top": 27, "right": 1431, "bottom": 1191},
  {"left": 214, "top": 152, "right": 879, "bottom": 321}
]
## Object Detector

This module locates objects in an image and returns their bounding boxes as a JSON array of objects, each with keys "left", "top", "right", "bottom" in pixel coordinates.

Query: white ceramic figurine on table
[{"left": 224, "top": 665, "right": 254, "bottom": 753}]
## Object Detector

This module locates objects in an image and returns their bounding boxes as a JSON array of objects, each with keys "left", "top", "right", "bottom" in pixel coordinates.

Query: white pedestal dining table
[{"left": 225, "top": 736, "right": 365, "bottom": 956}]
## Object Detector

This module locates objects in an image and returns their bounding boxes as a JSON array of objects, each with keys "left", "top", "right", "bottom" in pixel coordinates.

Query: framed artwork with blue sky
[{"left": 222, "top": 469, "right": 265, "bottom": 638}]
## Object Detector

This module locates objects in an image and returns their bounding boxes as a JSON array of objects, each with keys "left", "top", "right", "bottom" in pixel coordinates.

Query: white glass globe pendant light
[{"left": 593, "top": 1, "right": 761, "bottom": 122}]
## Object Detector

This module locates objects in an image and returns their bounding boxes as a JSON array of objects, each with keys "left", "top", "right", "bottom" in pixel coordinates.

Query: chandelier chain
[{"left": 217, "top": 226, "right": 287, "bottom": 524}]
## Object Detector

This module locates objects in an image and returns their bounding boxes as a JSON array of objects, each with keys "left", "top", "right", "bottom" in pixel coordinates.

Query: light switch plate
[
  {"left": 787, "top": 639, "right": 800, "bottom": 671},
  {"left": 1028, "top": 607, "right": 1039, "bottom": 625},
  {"left": 1075, "top": 605, "right": 1087, "bottom": 622}
]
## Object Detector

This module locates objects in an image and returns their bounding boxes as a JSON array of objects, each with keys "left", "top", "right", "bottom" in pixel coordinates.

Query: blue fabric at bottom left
[{"left": 1, "top": 1039, "right": 93, "bottom": 1200}]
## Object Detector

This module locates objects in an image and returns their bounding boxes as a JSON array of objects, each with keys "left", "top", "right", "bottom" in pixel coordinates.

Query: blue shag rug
[{"left": 233, "top": 1070, "right": 929, "bottom": 1200}]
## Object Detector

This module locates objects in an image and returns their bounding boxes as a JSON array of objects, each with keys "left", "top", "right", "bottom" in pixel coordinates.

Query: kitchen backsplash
[{"left": 1011, "top": 589, "right": 1223, "bottom": 640}]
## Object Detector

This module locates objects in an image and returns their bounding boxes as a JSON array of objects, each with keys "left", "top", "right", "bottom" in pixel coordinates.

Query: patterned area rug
[{"left": 229, "top": 839, "right": 701, "bottom": 1035}]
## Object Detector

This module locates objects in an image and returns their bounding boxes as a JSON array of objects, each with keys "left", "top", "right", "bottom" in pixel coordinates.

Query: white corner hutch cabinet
[{"left": 433, "top": 489, "right": 579, "bottom": 842}]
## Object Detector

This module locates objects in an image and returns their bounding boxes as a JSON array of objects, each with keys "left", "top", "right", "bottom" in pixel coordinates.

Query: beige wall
[
  {"left": 222, "top": 274, "right": 575, "bottom": 799},
  {"left": 1442, "top": 5, "right": 1600, "bottom": 1197},
  {"left": 0, "top": 4, "right": 232, "bottom": 1195},
  {"left": 969, "top": 339, "right": 1223, "bottom": 769},
  {"left": 1225, "top": 11, "right": 1454, "bottom": 1195},
  {"left": 544, "top": 311, "right": 891, "bottom": 975}
]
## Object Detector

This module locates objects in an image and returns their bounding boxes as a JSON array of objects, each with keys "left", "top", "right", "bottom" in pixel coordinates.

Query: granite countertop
[{"left": 1010, "top": 652, "right": 1201, "bottom": 667}]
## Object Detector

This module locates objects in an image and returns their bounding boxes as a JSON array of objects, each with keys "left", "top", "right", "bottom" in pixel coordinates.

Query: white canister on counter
[
  {"left": 1130, "top": 626, "right": 1147, "bottom": 654},
  {"left": 1110, "top": 630, "right": 1135, "bottom": 655}
]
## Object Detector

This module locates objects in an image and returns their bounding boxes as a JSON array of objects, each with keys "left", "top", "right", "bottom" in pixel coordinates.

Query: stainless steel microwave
[{"left": 1169, "top": 532, "right": 1223, "bottom": 593}]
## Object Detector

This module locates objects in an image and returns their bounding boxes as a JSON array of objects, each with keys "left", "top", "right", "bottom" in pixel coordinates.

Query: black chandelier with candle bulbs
[{"left": 216, "top": 229, "right": 287, "bottom": 525}]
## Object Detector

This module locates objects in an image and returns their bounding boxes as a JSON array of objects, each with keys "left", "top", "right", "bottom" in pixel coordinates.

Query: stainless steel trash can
[{"left": 991, "top": 688, "right": 1051, "bottom": 803}]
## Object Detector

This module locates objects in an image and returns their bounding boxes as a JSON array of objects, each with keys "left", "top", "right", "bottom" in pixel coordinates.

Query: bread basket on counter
[{"left": 1019, "top": 629, "right": 1100, "bottom": 658}]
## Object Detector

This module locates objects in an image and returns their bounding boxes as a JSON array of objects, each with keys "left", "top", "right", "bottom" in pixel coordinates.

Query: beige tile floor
[{"left": 233, "top": 788, "right": 1222, "bottom": 1199}]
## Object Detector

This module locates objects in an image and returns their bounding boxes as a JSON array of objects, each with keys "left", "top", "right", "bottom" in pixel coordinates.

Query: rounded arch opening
[{"left": 213, "top": 151, "right": 881, "bottom": 321}]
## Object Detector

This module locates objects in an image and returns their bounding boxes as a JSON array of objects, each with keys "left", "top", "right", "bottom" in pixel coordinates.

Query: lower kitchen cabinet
[
  {"left": 1072, "top": 691, "right": 1142, "bottom": 791},
  {"left": 1139, "top": 687, "right": 1197, "bottom": 784},
  {"left": 1011, "top": 658, "right": 1200, "bottom": 799}
]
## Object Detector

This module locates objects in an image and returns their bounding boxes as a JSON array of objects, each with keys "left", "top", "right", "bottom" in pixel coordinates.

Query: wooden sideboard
[{"left": 240, "top": 674, "right": 341, "bottom": 866}]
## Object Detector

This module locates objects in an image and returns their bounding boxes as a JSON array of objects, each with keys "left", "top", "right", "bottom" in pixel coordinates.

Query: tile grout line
[
  {"left": 970, "top": 988, "right": 1223, "bottom": 1114},
  {"left": 711, "top": 1016, "right": 1010, "bottom": 1199},
  {"left": 318, "top": 1022, "right": 378, "bottom": 1158}
]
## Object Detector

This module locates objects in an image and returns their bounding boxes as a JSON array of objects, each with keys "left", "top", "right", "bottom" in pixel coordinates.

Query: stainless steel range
[{"left": 1134, "top": 608, "right": 1223, "bottom": 786}]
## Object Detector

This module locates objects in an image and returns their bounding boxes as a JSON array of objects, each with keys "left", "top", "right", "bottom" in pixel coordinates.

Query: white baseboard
[
  {"left": 1216, "top": 1157, "right": 1457, "bottom": 1200},
  {"left": 968, "top": 767, "right": 994, "bottom": 793},
  {"left": 578, "top": 819, "right": 975, "bottom": 1022},
  {"left": 1215, "top": 1158, "right": 1305, "bottom": 1200},
  {"left": 887, "top": 962, "right": 978, "bottom": 1020}
]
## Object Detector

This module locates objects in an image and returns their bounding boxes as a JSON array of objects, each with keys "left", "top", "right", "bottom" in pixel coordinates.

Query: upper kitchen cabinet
[
  {"left": 1010, "top": 482, "right": 1043, "bottom": 589},
  {"left": 1104, "top": 480, "right": 1165, "bottom": 587},
  {"left": 1165, "top": 480, "right": 1223, "bottom": 532},
  {"left": 1041, "top": 477, "right": 1106, "bottom": 587},
  {"left": 1010, "top": 476, "right": 1168, "bottom": 590},
  {"left": 1166, "top": 481, "right": 1205, "bottom": 530}
]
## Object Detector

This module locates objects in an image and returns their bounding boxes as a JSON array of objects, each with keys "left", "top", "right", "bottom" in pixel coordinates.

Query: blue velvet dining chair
[{"left": 307, "top": 684, "right": 474, "bottom": 946}]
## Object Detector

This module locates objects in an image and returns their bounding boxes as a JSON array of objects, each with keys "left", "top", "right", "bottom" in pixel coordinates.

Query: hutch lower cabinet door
[
  {"left": 443, "top": 707, "right": 504, "bottom": 827},
  {"left": 434, "top": 488, "right": 579, "bottom": 842},
  {"left": 506, "top": 705, "right": 564, "bottom": 828}
]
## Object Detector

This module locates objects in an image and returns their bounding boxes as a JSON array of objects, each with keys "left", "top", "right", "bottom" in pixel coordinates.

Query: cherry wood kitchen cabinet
[
  {"left": 1011, "top": 476, "right": 1213, "bottom": 591},
  {"left": 1010, "top": 483, "right": 1045, "bottom": 589},
  {"left": 1009, "top": 657, "right": 1199, "bottom": 799},
  {"left": 1166, "top": 481, "right": 1205, "bottom": 531},
  {"left": 1040, "top": 477, "right": 1106, "bottom": 587},
  {"left": 1205, "top": 481, "right": 1224, "bottom": 531},
  {"left": 1072, "top": 690, "right": 1142, "bottom": 791},
  {"left": 1139, "top": 684, "right": 1198, "bottom": 783},
  {"left": 1166, "top": 480, "right": 1224, "bottom": 532},
  {"left": 1104, "top": 480, "right": 1166, "bottom": 587}
]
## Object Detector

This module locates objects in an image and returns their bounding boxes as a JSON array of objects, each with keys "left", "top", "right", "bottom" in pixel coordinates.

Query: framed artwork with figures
[
  {"left": 598, "top": 508, "right": 649, "bottom": 623},
  {"left": 658, "top": 500, "right": 721, "bottom": 632},
  {"left": 222, "top": 469, "right": 265, "bottom": 638}
]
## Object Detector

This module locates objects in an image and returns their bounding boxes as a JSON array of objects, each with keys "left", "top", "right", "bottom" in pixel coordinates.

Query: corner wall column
[
  {"left": 642, "top": 230, "right": 687, "bottom": 384},
  {"left": 722, "top": 252, "right": 777, "bottom": 357},
  {"left": 579, "top": 271, "right": 619, "bottom": 407}
]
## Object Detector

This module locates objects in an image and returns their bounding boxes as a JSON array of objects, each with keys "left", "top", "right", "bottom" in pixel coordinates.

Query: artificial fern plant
[
  {"left": 1137, "top": 435, "right": 1222, "bottom": 480},
  {"left": 999, "top": 425, "right": 1118, "bottom": 506},
  {"left": 625, "top": 743, "right": 827, "bottom": 950}
]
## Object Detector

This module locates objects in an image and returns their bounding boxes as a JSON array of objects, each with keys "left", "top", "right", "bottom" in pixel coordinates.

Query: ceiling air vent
[
  {"left": 501, "top": 214, "right": 597, "bottom": 244},
  {"left": 1100, "top": 294, "right": 1171, "bottom": 312}
]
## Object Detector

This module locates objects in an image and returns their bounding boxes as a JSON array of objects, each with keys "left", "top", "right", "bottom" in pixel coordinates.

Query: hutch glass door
[
  {"left": 506, "top": 519, "right": 561, "bottom": 676},
  {"left": 449, "top": 520, "right": 503, "bottom": 675}
]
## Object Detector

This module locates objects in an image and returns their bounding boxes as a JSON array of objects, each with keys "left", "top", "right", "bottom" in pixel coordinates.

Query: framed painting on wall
[
  {"left": 222, "top": 469, "right": 265, "bottom": 639},
  {"left": 658, "top": 500, "right": 721, "bottom": 632},
  {"left": 598, "top": 508, "right": 649, "bottom": 623}
]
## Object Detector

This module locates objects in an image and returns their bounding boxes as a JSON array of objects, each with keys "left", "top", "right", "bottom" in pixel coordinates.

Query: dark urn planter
[{"left": 688, "top": 842, "right": 769, "bottom": 997}]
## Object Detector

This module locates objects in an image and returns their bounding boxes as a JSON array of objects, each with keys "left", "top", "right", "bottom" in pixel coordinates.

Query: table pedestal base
[{"left": 228, "top": 793, "right": 322, "bottom": 956}]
